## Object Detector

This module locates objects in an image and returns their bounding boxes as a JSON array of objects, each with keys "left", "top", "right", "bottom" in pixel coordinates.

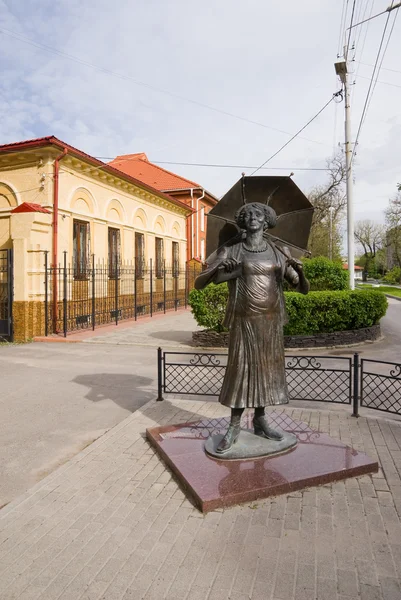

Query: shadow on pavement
[
  {"left": 149, "top": 330, "right": 195, "bottom": 344},
  {"left": 73, "top": 373, "right": 155, "bottom": 412}
]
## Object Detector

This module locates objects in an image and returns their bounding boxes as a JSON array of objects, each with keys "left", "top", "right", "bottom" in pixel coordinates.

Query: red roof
[
  {"left": 343, "top": 263, "right": 363, "bottom": 270},
  {"left": 109, "top": 153, "right": 215, "bottom": 197},
  {"left": 0, "top": 137, "right": 192, "bottom": 213},
  {"left": 11, "top": 202, "right": 51, "bottom": 214}
]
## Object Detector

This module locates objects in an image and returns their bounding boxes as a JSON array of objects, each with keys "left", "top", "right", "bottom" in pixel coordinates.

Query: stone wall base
[
  {"left": 192, "top": 324, "right": 382, "bottom": 349},
  {"left": 13, "top": 301, "right": 46, "bottom": 342}
]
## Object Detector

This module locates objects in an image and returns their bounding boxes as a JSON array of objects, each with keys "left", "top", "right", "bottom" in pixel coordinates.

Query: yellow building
[{"left": 0, "top": 136, "right": 193, "bottom": 341}]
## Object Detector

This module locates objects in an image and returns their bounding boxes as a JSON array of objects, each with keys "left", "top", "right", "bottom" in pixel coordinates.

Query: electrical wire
[
  {"left": 351, "top": 0, "right": 374, "bottom": 113},
  {"left": 356, "top": 60, "right": 401, "bottom": 74},
  {"left": 0, "top": 27, "right": 328, "bottom": 148},
  {"left": 363, "top": 7, "right": 399, "bottom": 118},
  {"left": 93, "top": 158, "right": 330, "bottom": 171},
  {"left": 337, "top": 0, "right": 349, "bottom": 57},
  {"left": 357, "top": 75, "right": 401, "bottom": 89},
  {"left": 352, "top": 3, "right": 398, "bottom": 161},
  {"left": 250, "top": 91, "right": 343, "bottom": 176},
  {"left": 0, "top": 186, "right": 44, "bottom": 201},
  {"left": 345, "top": 0, "right": 358, "bottom": 59}
]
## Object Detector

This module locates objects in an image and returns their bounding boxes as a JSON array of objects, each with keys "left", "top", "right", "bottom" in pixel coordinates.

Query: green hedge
[
  {"left": 302, "top": 257, "right": 348, "bottom": 291},
  {"left": 189, "top": 286, "right": 388, "bottom": 335},
  {"left": 283, "top": 290, "right": 387, "bottom": 335}
]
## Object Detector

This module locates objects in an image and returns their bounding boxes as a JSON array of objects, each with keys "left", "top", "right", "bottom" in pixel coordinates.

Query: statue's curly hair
[{"left": 235, "top": 202, "right": 277, "bottom": 230}]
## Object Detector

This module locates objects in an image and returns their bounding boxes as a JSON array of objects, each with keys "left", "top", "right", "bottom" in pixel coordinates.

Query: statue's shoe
[
  {"left": 216, "top": 425, "right": 241, "bottom": 454},
  {"left": 253, "top": 417, "right": 284, "bottom": 441}
]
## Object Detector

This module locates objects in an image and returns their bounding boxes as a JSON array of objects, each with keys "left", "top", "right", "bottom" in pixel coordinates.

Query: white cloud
[{"left": 0, "top": 0, "right": 399, "bottom": 222}]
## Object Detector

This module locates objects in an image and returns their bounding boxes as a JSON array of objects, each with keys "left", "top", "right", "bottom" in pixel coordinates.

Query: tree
[
  {"left": 385, "top": 191, "right": 401, "bottom": 269},
  {"left": 307, "top": 152, "right": 346, "bottom": 259},
  {"left": 354, "top": 220, "right": 386, "bottom": 280}
]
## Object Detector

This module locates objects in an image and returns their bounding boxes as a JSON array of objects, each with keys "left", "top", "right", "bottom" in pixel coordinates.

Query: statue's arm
[
  {"left": 195, "top": 248, "right": 240, "bottom": 290},
  {"left": 282, "top": 246, "right": 310, "bottom": 295},
  {"left": 194, "top": 262, "right": 221, "bottom": 290}
]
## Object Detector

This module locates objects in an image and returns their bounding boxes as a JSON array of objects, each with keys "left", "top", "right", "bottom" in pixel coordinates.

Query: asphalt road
[{"left": 0, "top": 298, "right": 400, "bottom": 507}]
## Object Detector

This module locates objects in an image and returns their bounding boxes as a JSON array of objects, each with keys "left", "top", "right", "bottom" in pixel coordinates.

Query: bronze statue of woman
[{"left": 195, "top": 202, "right": 309, "bottom": 454}]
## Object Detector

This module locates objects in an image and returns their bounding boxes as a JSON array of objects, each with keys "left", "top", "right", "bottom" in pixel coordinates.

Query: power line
[
  {"left": 0, "top": 185, "right": 44, "bottom": 201},
  {"left": 250, "top": 91, "right": 343, "bottom": 176},
  {"left": 358, "top": 74, "right": 401, "bottom": 89},
  {"left": 352, "top": 4, "right": 399, "bottom": 161},
  {"left": 356, "top": 60, "right": 401, "bottom": 75},
  {"left": 345, "top": 0, "right": 358, "bottom": 60},
  {"left": 364, "top": 7, "right": 399, "bottom": 120},
  {"left": 337, "top": 0, "right": 349, "bottom": 57},
  {"left": 94, "top": 157, "right": 330, "bottom": 171},
  {"left": 0, "top": 27, "right": 329, "bottom": 148}
]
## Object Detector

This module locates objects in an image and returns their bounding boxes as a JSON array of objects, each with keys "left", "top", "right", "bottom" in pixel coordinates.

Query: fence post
[
  {"left": 134, "top": 261, "right": 137, "bottom": 321},
  {"left": 115, "top": 258, "right": 118, "bottom": 326},
  {"left": 163, "top": 260, "right": 166, "bottom": 314},
  {"left": 92, "top": 255, "right": 95, "bottom": 331},
  {"left": 352, "top": 352, "right": 359, "bottom": 418},
  {"left": 63, "top": 252, "right": 67, "bottom": 338},
  {"left": 150, "top": 258, "right": 153, "bottom": 317},
  {"left": 44, "top": 251, "right": 48, "bottom": 337},
  {"left": 157, "top": 347, "right": 164, "bottom": 401},
  {"left": 184, "top": 264, "right": 188, "bottom": 308},
  {"left": 174, "top": 265, "right": 178, "bottom": 311}
]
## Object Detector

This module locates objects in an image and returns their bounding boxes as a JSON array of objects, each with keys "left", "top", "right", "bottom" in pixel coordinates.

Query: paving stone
[{"left": 1, "top": 402, "right": 401, "bottom": 600}]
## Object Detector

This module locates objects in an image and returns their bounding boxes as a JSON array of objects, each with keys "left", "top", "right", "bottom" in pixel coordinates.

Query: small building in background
[
  {"left": 342, "top": 263, "right": 363, "bottom": 280},
  {"left": 108, "top": 153, "right": 218, "bottom": 263}
]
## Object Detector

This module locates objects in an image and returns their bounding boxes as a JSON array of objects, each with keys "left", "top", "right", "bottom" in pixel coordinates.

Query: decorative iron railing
[
  {"left": 361, "top": 359, "right": 401, "bottom": 415},
  {"left": 44, "top": 252, "right": 201, "bottom": 336},
  {"left": 157, "top": 349, "right": 401, "bottom": 417}
]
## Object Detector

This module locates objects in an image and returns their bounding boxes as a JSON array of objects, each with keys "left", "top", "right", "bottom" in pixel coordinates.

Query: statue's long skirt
[{"left": 219, "top": 314, "right": 289, "bottom": 409}]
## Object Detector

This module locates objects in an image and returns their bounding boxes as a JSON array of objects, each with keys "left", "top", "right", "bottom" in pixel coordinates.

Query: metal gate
[{"left": 0, "top": 249, "right": 13, "bottom": 342}]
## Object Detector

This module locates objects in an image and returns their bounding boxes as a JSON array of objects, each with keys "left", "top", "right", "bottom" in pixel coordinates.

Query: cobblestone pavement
[
  {"left": 83, "top": 310, "right": 202, "bottom": 348},
  {"left": 1, "top": 400, "right": 400, "bottom": 600}
]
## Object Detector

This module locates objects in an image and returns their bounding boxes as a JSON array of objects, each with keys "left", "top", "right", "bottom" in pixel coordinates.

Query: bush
[
  {"left": 189, "top": 286, "right": 388, "bottom": 335},
  {"left": 189, "top": 283, "right": 229, "bottom": 332},
  {"left": 283, "top": 290, "right": 387, "bottom": 335},
  {"left": 302, "top": 257, "right": 348, "bottom": 291},
  {"left": 382, "top": 266, "right": 401, "bottom": 285}
]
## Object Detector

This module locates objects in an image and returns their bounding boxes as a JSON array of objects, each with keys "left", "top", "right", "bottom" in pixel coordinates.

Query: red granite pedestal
[{"left": 146, "top": 412, "right": 378, "bottom": 512}]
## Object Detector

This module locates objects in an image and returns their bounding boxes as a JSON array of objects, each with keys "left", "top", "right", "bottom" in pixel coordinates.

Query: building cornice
[{"left": 0, "top": 138, "right": 193, "bottom": 217}]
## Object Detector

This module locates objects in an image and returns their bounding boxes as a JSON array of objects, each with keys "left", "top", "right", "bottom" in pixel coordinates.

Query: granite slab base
[
  {"left": 146, "top": 412, "right": 378, "bottom": 512},
  {"left": 205, "top": 429, "right": 297, "bottom": 460}
]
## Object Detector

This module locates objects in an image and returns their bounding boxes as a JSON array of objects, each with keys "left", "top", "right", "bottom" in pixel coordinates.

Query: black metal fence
[
  {"left": 157, "top": 349, "right": 401, "bottom": 417},
  {"left": 44, "top": 253, "right": 201, "bottom": 336},
  {"left": 0, "top": 249, "right": 13, "bottom": 342}
]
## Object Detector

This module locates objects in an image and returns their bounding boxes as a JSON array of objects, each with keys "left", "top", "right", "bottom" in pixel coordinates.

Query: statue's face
[{"left": 242, "top": 205, "right": 265, "bottom": 232}]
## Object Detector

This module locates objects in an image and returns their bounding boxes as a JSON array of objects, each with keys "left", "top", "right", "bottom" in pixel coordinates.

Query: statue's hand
[
  {"left": 287, "top": 258, "right": 303, "bottom": 272},
  {"left": 221, "top": 258, "right": 239, "bottom": 273}
]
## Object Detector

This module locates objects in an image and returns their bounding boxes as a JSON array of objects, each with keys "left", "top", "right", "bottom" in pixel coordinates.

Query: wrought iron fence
[
  {"left": 44, "top": 252, "right": 201, "bottom": 336},
  {"left": 157, "top": 349, "right": 401, "bottom": 417},
  {"left": 361, "top": 359, "right": 401, "bottom": 415}
]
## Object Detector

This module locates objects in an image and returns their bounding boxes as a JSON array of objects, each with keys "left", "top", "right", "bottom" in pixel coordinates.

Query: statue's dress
[{"left": 196, "top": 241, "right": 299, "bottom": 409}]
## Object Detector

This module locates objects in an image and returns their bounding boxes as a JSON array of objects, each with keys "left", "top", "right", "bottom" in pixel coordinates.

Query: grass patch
[{"left": 376, "top": 286, "right": 401, "bottom": 297}]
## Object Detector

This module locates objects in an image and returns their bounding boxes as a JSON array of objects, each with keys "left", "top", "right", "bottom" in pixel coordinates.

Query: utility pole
[
  {"left": 334, "top": 58, "right": 354, "bottom": 288},
  {"left": 334, "top": 1, "right": 401, "bottom": 290},
  {"left": 329, "top": 206, "right": 335, "bottom": 260}
]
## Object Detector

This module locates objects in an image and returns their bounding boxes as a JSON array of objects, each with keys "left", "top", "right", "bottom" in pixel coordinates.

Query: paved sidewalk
[{"left": 1, "top": 400, "right": 400, "bottom": 600}]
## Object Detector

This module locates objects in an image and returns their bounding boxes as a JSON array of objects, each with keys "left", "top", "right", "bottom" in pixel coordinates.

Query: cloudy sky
[{"left": 0, "top": 0, "right": 400, "bottom": 227}]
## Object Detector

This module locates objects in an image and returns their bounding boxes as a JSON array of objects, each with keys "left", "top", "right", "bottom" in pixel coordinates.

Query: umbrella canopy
[{"left": 206, "top": 175, "right": 314, "bottom": 259}]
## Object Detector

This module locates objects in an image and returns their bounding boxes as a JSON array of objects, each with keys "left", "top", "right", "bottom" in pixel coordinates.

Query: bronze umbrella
[{"left": 206, "top": 175, "right": 314, "bottom": 259}]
